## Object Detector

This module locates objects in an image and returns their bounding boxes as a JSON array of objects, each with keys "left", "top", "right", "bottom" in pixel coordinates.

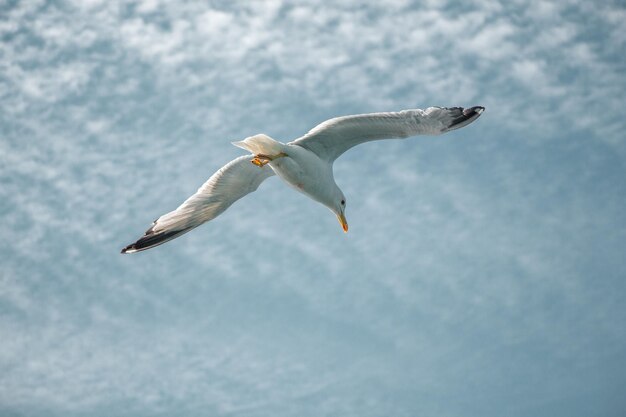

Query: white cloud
[{"left": 1, "top": 1, "right": 625, "bottom": 416}]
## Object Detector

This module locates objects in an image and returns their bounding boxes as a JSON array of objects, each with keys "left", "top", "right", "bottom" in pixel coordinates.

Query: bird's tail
[{"left": 232, "top": 134, "right": 284, "bottom": 156}]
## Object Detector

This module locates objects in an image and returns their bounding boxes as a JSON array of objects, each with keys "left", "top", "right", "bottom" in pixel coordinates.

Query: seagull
[{"left": 121, "top": 105, "right": 484, "bottom": 253}]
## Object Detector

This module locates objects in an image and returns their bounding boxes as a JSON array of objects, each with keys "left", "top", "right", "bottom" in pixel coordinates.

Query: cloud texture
[{"left": 1, "top": 1, "right": 625, "bottom": 416}]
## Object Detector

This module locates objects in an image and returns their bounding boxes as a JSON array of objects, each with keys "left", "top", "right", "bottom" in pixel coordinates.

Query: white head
[
  {"left": 294, "top": 162, "right": 348, "bottom": 233},
  {"left": 322, "top": 184, "right": 348, "bottom": 233}
]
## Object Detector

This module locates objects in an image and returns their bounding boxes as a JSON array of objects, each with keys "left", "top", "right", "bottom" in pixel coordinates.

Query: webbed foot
[
  {"left": 250, "top": 152, "right": 287, "bottom": 167},
  {"left": 251, "top": 157, "right": 270, "bottom": 167}
]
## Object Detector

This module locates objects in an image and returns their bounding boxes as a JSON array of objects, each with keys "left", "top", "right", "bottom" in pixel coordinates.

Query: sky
[{"left": 1, "top": 0, "right": 625, "bottom": 416}]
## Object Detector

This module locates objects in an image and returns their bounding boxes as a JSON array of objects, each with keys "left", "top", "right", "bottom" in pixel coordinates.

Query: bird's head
[
  {"left": 336, "top": 196, "right": 348, "bottom": 232},
  {"left": 310, "top": 174, "right": 348, "bottom": 233},
  {"left": 327, "top": 189, "right": 348, "bottom": 233}
]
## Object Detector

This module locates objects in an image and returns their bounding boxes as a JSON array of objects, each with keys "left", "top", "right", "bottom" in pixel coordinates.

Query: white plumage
[{"left": 122, "top": 105, "right": 484, "bottom": 253}]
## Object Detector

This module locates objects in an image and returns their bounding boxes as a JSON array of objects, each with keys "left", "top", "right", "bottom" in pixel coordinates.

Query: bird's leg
[
  {"left": 251, "top": 152, "right": 287, "bottom": 167},
  {"left": 250, "top": 154, "right": 271, "bottom": 167}
]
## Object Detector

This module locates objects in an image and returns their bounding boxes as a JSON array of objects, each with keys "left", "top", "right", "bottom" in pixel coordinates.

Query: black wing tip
[
  {"left": 466, "top": 105, "right": 485, "bottom": 115},
  {"left": 120, "top": 242, "right": 140, "bottom": 254},
  {"left": 120, "top": 229, "right": 189, "bottom": 254},
  {"left": 120, "top": 240, "right": 147, "bottom": 254},
  {"left": 446, "top": 105, "right": 485, "bottom": 131}
]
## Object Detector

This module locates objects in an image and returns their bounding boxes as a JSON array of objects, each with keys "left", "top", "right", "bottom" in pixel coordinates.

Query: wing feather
[
  {"left": 290, "top": 106, "right": 484, "bottom": 162},
  {"left": 121, "top": 155, "right": 274, "bottom": 253}
]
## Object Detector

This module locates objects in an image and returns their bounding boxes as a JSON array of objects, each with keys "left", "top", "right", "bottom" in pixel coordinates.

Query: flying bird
[{"left": 121, "top": 105, "right": 484, "bottom": 253}]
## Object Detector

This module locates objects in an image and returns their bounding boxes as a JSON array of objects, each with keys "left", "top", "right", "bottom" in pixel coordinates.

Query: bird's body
[
  {"left": 257, "top": 141, "right": 340, "bottom": 207},
  {"left": 122, "top": 105, "right": 484, "bottom": 253}
]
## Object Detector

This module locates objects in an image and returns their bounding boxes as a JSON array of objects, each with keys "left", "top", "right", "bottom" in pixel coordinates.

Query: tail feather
[{"left": 232, "top": 134, "right": 283, "bottom": 155}]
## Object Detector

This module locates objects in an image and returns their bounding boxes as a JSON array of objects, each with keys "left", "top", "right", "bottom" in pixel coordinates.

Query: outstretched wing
[
  {"left": 290, "top": 106, "right": 484, "bottom": 162},
  {"left": 121, "top": 155, "right": 274, "bottom": 253}
]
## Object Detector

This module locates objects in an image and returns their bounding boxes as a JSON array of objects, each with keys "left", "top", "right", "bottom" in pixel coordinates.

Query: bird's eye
[{"left": 341, "top": 199, "right": 345, "bottom": 206}]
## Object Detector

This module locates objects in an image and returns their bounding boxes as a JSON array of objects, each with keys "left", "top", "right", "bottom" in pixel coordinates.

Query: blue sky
[{"left": 1, "top": 0, "right": 625, "bottom": 416}]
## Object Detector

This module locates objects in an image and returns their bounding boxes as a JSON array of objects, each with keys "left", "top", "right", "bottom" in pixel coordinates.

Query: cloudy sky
[{"left": 1, "top": 0, "right": 625, "bottom": 416}]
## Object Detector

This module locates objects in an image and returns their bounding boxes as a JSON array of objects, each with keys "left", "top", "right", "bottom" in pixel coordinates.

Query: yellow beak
[{"left": 337, "top": 213, "right": 349, "bottom": 233}]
